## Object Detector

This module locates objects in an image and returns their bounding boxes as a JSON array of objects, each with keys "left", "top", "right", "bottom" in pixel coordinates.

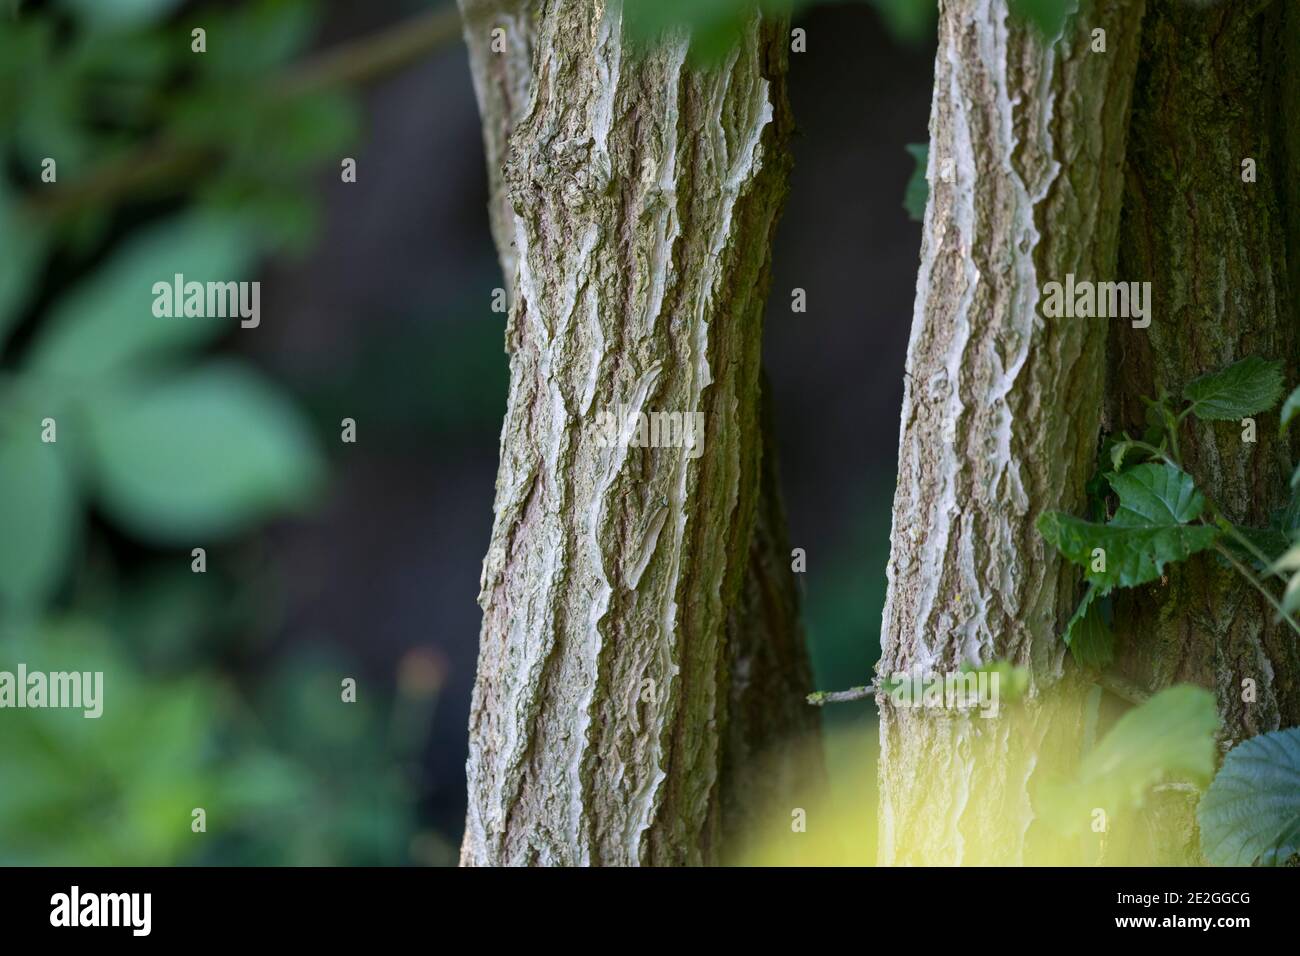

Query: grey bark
[
  {"left": 877, "top": 0, "right": 1146, "bottom": 865},
  {"left": 457, "top": 0, "right": 817, "bottom": 867}
]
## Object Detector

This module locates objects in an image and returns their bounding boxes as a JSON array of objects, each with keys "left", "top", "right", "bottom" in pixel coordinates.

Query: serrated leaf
[
  {"left": 903, "top": 143, "right": 928, "bottom": 222},
  {"left": 1108, "top": 462, "right": 1207, "bottom": 526},
  {"left": 1183, "top": 356, "right": 1284, "bottom": 421},
  {"left": 27, "top": 214, "right": 259, "bottom": 383},
  {"left": 0, "top": 419, "right": 79, "bottom": 609},
  {"left": 1038, "top": 464, "right": 1218, "bottom": 589},
  {"left": 1199, "top": 728, "right": 1300, "bottom": 866},
  {"left": 1043, "top": 685, "right": 1219, "bottom": 836},
  {"left": 1039, "top": 512, "right": 1218, "bottom": 589},
  {"left": 1064, "top": 586, "right": 1113, "bottom": 669},
  {"left": 84, "top": 362, "right": 322, "bottom": 542},
  {"left": 1279, "top": 384, "right": 1300, "bottom": 435}
]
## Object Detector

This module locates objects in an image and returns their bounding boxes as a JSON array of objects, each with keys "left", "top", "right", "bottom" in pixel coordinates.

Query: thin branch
[
  {"left": 273, "top": 5, "right": 463, "bottom": 99},
  {"left": 806, "top": 685, "right": 874, "bottom": 706},
  {"left": 27, "top": 4, "right": 463, "bottom": 219}
]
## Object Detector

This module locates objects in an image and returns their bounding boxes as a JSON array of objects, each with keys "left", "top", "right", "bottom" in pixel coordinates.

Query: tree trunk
[
  {"left": 876, "top": 0, "right": 1146, "bottom": 865},
  {"left": 1104, "top": 0, "right": 1300, "bottom": 864},
  {"left": 457, "top": 0, "right": 818, "bottom": 866}
]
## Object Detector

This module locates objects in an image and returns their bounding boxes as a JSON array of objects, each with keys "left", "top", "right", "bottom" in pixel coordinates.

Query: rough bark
[
  {"left": 1104, "top": 0, "right": 1300, "bottom": 864},
  {"left": 458, "top": 0, "right": 816, "bottom": 866},
  {"left": 457, "top": 0, "right": 535, "bottom": 292},
  {"left": 877, "top": 0, "right": 1146, "bottom": 865}
]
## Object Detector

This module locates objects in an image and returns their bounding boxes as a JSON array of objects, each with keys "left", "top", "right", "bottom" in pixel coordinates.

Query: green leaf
[
  {"left": 868, "top": 0, "right": 938, "bottom": 45},
  {"left": 1038, "top": 463, "right": 1218, "bottom": 589},
  {"left": 1199, "top": 728, "right": 1300, "bottom": 866},
  {"left": 1043, "top": 685, "right": 1219, "bottom": 836},
  {"left": 1279, "top": 384, "right": 1300, "bottom": 435},
  {"left": 1108, "top": 462, "right": 1208, "bottom": 526},
  {"left": 621, "top": 0, "right": 782, "bottom": 65},
  {"left": 0, "top": 417, "right": 79, "bottom": 609},
  {"left": 27, "top": 215, "right": 259, "bottom": 383},
  {"left": 57, "top": 0, "right": 185, "bottom": 30},
  {"left": 958, "top": 660, "right": 1029, "bottom": 702},
  {"left": 1282, "top": 572, "right": 1300, "bottom": 616},
  {"left": 1064, "top": 586, "right": 1113, "bottom": 669},
  {"left": 1183, "top": 356, "right": 1284, "bottom": 422},
  {"left": 0, "top": 180, "right": 51, "bottom": 351},
  {"left": 84, "top": 362, "right": 323, "bottom": 543},
  {"left": 903, "top": 143, "right": 928, "bottom": 222},
  {"left": 1009, "top": 0, "right": 1074, "bottom": 37}
]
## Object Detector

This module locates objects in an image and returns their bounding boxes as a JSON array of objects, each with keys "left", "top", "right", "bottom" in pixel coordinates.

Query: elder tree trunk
[
  {"left": 882, "top": 0, "right": 1300, "bottom": 866},
  {"left": 457, "top": 0, "right": 818, "bottom": 867},
  {"left": 877, "top": 0, "right": 1146, "bottom": 865},
  {"left": 1102, "top": 0, "right": 1300, "bottom": 864}
]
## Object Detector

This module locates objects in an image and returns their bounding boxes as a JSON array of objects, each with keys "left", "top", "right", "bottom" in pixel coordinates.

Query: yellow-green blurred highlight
[{"left": 732, "top": 681, "right": 1217, "bottom": 866}]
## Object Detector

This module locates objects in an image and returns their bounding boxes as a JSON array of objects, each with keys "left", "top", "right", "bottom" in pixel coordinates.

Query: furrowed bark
[
  {"left": 1105, "top": 0, "right": 1299, "bottom": 864},
  {"left": 457, "top": 0, "right": 535, "bottom": 291},
  {"left": 877, "top": 0, "right": 1145, "bottom": 865},
  {"left": 458, "top": 0, "right": 814, "bottom": 866}
]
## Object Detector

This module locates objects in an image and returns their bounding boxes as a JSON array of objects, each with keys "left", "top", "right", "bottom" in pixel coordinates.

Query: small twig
[
  {"left": 272, "top": 5, "right": 462, "bottom": 100},
  {"left": 806, "top": 685, "right": 873, "bottom": 706}
]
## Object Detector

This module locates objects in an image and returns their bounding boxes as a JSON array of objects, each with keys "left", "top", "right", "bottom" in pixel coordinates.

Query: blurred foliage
[
  {"left": 902, "top": 142, "right": 927, "bottom": 222},
  {"left": 0, "top": 0, "right": 445, "bottom": 865},
  {"left": 622, "top": 0, "right": 941, "bottom": 63},
  {"left": 620, "top": 0, "right": 1092, "bottom": 64}
]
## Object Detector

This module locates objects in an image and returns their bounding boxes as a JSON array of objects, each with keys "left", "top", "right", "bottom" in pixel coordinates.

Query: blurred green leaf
[
  {"left": 1280, "top": 383, "right": 1300, "bottom": 435},
  {"left": 0, "top": 181, "right": 51, "bottom": 351},
  {"left": 27, "top": 214, "right": 259, "bottom": 383},
  {"left": 0, "top": 416, "right": 78, "bottom": 610},
  {"left": 1042, "top": 685, "right": 1219, "bottom": 835},
  {"left": 1009, "top": 0, "right": 1074, "bottom": 36},
  {"left": 57, "top": 0, "right": 186, "bottom": 31},
  {"left": 194, "top": 0, "right": 316, "bottom": 80},
  {"left": 85, "top": 362, "right": 323, "bottom": 543},
  {"left": 1063, "top": 584, "right": 1113, "bottom": 669},
  {"left": 903, "top": 142, "right": 928, "bottom": 222},
  {"left": 868, "top": 0, "right": 937, "bottom": 44},
  {"left": 177, "top": 89, "right": 358, "bottom": 186}
]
